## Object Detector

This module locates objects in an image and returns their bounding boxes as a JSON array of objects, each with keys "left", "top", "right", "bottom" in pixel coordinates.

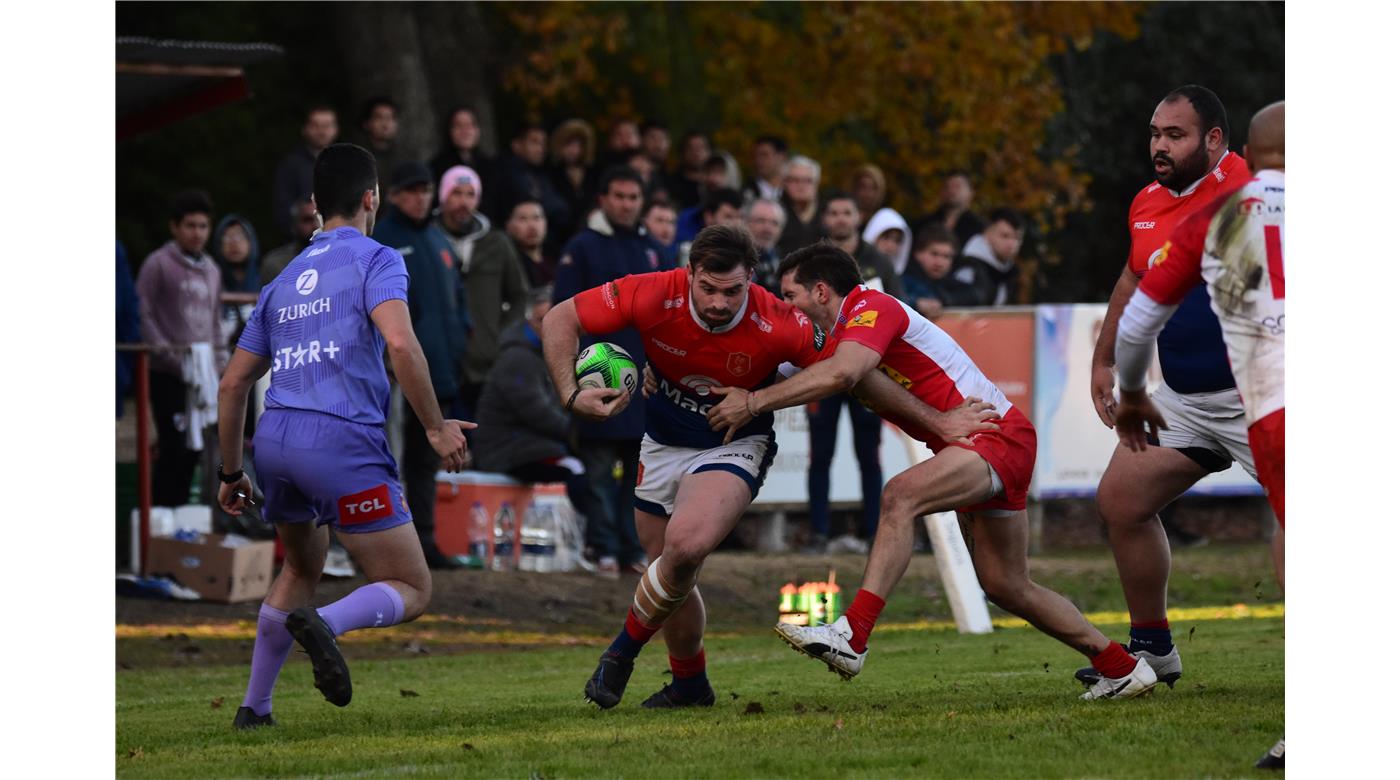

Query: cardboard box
[{"left": 145, "top": 533, "right": 275, "bottom": 603}]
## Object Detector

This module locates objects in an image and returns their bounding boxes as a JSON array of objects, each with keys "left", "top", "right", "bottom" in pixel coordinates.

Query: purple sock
[
  {"left": 317, "top": 582, "right": 406, "bottom": 636},
  {"left": 241, "top": 604, "right": 293, "bottom": 716}
]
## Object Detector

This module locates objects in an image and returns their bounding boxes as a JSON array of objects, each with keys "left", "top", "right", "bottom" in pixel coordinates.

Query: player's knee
[
  {"left": 879, "top": 475, "right": 918, "bottom": 522},
  {"left": 1094, "top": 480, "right": 1142, "bottom": 527},
  {"left": 662, "top": 536, "right": 709, "bottom": 574},
  {"left": 980, "top": 573, "right": 1032, "bottom": 614}
]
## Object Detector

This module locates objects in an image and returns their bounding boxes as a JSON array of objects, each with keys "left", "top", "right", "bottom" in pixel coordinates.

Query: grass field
[{"left": 117, "top": 611, "right": 1283, "bottom": 777}]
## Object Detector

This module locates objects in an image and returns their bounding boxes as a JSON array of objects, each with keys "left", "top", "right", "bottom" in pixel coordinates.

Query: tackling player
[
  {"left": 542, "top": 225, "right": 956, "bottom": 709},
  {"left": 217, "top": 143, "right": 473, "bottom": 728},
  {"left": 1113, "top": 102, "right": 1285, "bottom": 769},
  {"left": 709, "top": 243, "right": 1158, "bottom": 700},
  {"left": 1081, "top": 85, "right": 1256, "bottom": 690}
]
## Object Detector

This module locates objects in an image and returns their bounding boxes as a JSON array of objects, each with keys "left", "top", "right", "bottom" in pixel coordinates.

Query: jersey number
[{"left": 1264, "top": 225, "right": 1284, "bottom": 299}]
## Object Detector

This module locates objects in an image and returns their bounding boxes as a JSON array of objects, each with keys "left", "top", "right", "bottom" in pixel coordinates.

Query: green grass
[{"left": 117, "top": 615, "right": 1283, "bottom": 778}]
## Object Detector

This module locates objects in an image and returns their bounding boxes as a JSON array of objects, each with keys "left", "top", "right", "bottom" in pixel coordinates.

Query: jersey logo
[
  {"left": 726, "top": 352, "right": 752, "bottom": 377},
  {"left": 646, "top": 249, "right": 659, "bottom": 269},
  {"left": 847, "top": 310, "right": 879, "bottom": 329},
  {"left": 1133, "top": 221, "right": 1156, "bottom": 230},
  {"left": 812, "top": 323, "right": 826, "bottom": 351},
  {"left": 1236, "top": 196, "right": 1265, "bottom": 216},
  {"left": 678, "top": 374, "right": 722, "bottom": 395},
  {"left": 296, "top": 269, "right": 319, "bottom": 296},
  {"left": 603, "top": 282, "right": 620, "bottom": 310},
  {"left": 662, "top": 295, "right": 684, "bottom": 309},
  {"left": 749, "top": 312, "right": 773, "bottom": 333},
  {"left": 651, "top": 338, "right": 686, "bottom": 357},
  {"left": 1148, "top": 244, "right": 1167, "bottom": 270},
  {"left": 338, "top": 484, "right": 394, "bottom": 525},
  {"left": 440, "top": 248, "right": 454, "bottom": 269}
]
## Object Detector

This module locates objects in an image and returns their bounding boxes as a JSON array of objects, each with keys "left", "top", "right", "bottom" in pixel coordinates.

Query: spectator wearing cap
[
  {"left": 372, "top": 160, "right": 470, "bottom": 569},
  {"left": 260, "top": 196, "right": 320, "bottom": 286},
  {"left": 744, "top": 135, "right": 788, "bottom": 204},
  {"left": 430, "top": 106, "right": 500, "bottom": 224},
  {"left": 549, "top": 119, "right": 599, "bottom": 237},
  {"left": 435, "top": 165, "right": 530, "bottom": 420},
  {"left": 506, "top": 198, "right": 555, "bottom": 287},
  {"left": 271, "top": 105, "right": 337, "bottom": 237}
]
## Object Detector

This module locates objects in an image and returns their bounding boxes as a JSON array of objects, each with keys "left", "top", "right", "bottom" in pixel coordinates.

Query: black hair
[
  {"left": 1163, "top": 84, "right": 1230, "bottom": 144},
  {"left": 313, "top": 143, "right": 378, "bottom": 221},
  {"left": 985, "top": 207, "right": 1025, "bottom": 232},
  {"left": 689, "top": 224, "right": 759, "bottom": 274},
  {"left": 598, "top": 165, "right": 644, "bottom": 195},
  {"left": 754, "top": 135, "right": 788, "bottom": 154},
  {"left": 359, "top": 96, "right": 397, "bottom": 125},
  {"left": 703, "top": 153, "right": 729, "bottom": 171},
  {"left": 170, "top": 189, "right": 214, "bottom": 223},
  {"left": 912, "top": 224, "right": 958, "bottom": 252},
  {"left": 643, "top": 197, "right": 675, "bottom": 217},
  {"left": 512, "top": 121, "right": 547, "bottom": 142},
  {"left": 304, "top": 104, "right": 336, "bottom": 122},
  {"left": 823, "top": 190, "right": 857, "bottom": 210},
  {"left": 702, "top": 187, "right": 743, "bottom": 215},
  {"left": 682, "top": 129, "right": 711, "bottom": 146},
  {"left": 640, "top": 119, "right": 668, "bottom": 135},
  {"left": 440, "top": 105, "right": 478, "bottom": 149},
  {"left": 778, "top": 241, "right": 862, "bottom": 295},
  {"left": 508, "top": 197, "right": 545, "bottom": 216}
]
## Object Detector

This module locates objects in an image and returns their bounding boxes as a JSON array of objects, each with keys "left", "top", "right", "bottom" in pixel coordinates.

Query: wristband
[
  {"left": 217, "top": 464, "right": 244, "bottom": 484},
  {"left": 565, "top": 387, "right": 583, "bottom": 412}
]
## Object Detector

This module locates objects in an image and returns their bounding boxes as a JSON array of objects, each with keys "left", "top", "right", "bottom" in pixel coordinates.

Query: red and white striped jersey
[
  {"left": 1137, "top": 170, "right": 1285, "bottom": 424},
  {"left": 833, "top": 285, "right": 1022, "bottom": 448}
]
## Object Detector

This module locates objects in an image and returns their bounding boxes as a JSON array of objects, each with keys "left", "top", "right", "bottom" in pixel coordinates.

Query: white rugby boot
[
  {"left": 774, "top": 616, "right": 867, "bottom": 680},
  {"left": 1080, "top": 656, "right": 1159, "bottom": 701},
  {"left": 1075, "top": 644, "right": 1183, "bottom": 688}
]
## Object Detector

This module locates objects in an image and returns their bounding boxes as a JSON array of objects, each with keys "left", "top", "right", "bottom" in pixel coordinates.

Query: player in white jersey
[{"left": 1114, "top": 101, "right": 1285, "bottom": 770}]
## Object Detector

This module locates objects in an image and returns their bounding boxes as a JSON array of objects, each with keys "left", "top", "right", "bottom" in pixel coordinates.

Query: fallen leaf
[
  {"left": 403, "top": 640, "right": 429, "bottom": 655},
  {"left": 729, "top": 692, "right": 739, "bottom": 700},
  {"left": 744, "top": 701, "right": 765, "bottom": 714},
  {"left": 400, "top": 689, "right": 420, "bottom": 698},
  {"left": 1194, "top": 683, "right": 1208, "bottom": 690},
  {"left": 946, "top": 711, "right": 958, "bottom": 719},
  {"left": 210, "top": 697, "right": 224, "bottom": 710},
  {"left": 461, "top": 743, "right": 475, "bottom": 751},
  {"left": 834, "top": 718, "right": 844, "bottom": 730},
  {"left": 126, "top": 748, "right": 144, "bottom": 759},
  {"left": 793, "top": 702, "right": 807, "bottom": 714},
  {"left": 1188, "top": 626, "right": 1196, "bottom": 643}
]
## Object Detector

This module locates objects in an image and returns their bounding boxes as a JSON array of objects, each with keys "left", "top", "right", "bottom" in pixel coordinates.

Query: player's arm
[
  {"left": 215, "top": 347, "right": 271, "bottom": 514},
  {"left": 852, "top": 370, "right": 1000, "bottom": 443},
  {"left": 540, "top": 296, "right": 631, "bottom": 422},
  {"left": 372, "top": 299, "right": 474, "bottom": 470},
  {"left": 706, "top": 341, "right": 883, "bottom": 442},
  {"left": 1089, "top": 262, "right": 1140, "bottom": 427}
]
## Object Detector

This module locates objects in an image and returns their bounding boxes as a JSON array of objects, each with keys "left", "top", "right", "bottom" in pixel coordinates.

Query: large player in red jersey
[
  {"left": 1116, "top": 100, "right": 1286, "bottom": 772},
  {"left": 708, "top": 242, "right": 1159, "bottom": 701},
  {"left": 1081, "top": 86, "right": 1257, "bottom": 693},
  {"left": 541, "top": 225, "right": 948, "bottom": 709}
]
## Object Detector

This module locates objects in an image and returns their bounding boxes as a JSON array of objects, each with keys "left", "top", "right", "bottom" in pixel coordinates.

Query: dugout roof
[{"left": 116, "top": 37, "right": 284, "bottom": 141}]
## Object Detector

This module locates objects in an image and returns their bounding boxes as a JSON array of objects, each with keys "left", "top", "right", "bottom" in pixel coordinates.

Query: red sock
[
  {"left": 1091, "top": 641, "right": 1138, "bottom": 679},
  {"left": 625, "top": 607, "right": 662, "bottom": 643},
  {"left": 1130, "top": 618, "right": 1170, "bottom": 630},
  {"left": 669, "top": 649, "right": 707, "bottom": 679},
  {"left": 844, "top": 589, "right": 887, "bottom": 653}
]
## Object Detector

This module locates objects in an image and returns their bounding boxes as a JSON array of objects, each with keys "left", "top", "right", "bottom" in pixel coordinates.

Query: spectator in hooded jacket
[
  {"left": 474, "top": 286, "right": 600, "bottom": 537},
  {"left": 212, "top": 214, "right": 262, "bottom": 295},
  {"left": 861, "top": 206, "right": 912, "bottom": 277},
  {"left": 435, "top": 165, "right": 530, "bottom": 420},
  {"left": 951, "top": 207, "right": 1026, "bottom": 306},
  {"left": 901, "top": 224, "right": 980, "bottom": 320},
  {"left": 550, "top": 119, "right": 599, "bottom": 237}
]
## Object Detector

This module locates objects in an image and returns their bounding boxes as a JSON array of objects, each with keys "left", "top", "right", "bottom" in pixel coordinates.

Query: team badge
[
  {"left": 440, "top": 249, "right": 454, "bottom": 269},
  {"left": 726, "top": 352, "right": 752, "bottom": 377}
]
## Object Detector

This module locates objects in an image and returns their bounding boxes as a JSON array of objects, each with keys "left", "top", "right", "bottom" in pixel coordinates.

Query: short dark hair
[
  {"left": 508, "top": 197, "right": 544, "bottom": 216},
  {"left": 305, "top": 104, "right": 336, "bottom": 122},
  {"left": 513, "top": 121, "right": 547, "bottom": 142},
  {"left": 702, "top": 187, "right": 743, "bottom": 216},
  {"left": 313, "top": 143, "right": 378, "bottom": 221},
  {"left": 170, "top": 190, "right": 213, "bottom": 223},
  {"left": 682, "top": 130, "right": 710, "bottom": 146},
  {"left": 986, "top": 207, "right": 1025, "bottom": 232},
  {"left": 754, "top": 135, "right": 788, "bottom": 154},
  {"left": 1163, "top": 84, "right": 1230, "bottom": 144},
  {"left": 913, "top": 224, "right": 957, "bottom": 253},
  {"left": 643, "top": 198, "right": 675, "bottom": 218},
  {"left": 778, "top": 241, "right": 863, "bottom": 296},
  {"left": 824, "top": 190, "right": 857, "bottom": 211},
  {"left": 640, "top": 119, "right": 668, "bottom": 135},
  {"left": 598, "top": 165, "right": 644, "bottom": 195},
  {"left": 359, "top": 96, "right": 397, "bottom": 125},
  {"left": 703, "top": 153, "right": 729, "bottom": 172},
  {"left": 688, "top": 224, "right": 759, "bottom": 275}
]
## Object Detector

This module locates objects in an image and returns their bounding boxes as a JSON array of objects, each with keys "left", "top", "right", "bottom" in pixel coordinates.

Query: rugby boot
[
  {"left": 1255, "top": 737, "right": 1285, "bottom": 770},
  {"left": 774, "top": 616, "right": 867, "bottom": 680},
  {"left": 232, "top": 706, "right": 276, "bottom": 729},
  {"left": 285, "top": 607, "right": 353, "bottom": 707},
  {"left": 1075, "top": 644, "right": 1182, "bottom": 689},
  {"left": 1080, "top": 656, "right": 1158, "bottom": 700},
  {"left": 583, "top": 652, "right": 634, "bottom": 709},
  {"left": 640, "top": 681, "right": 717, "bottom": 708}
]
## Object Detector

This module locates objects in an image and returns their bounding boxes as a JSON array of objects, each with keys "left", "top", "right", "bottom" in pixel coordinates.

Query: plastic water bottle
[
  {"left": 520, "top": 502, "right": 557, "bottom": 573},
  {"left": 467, "top": 501, "right": 490, "bottom": 568},
  {"left": 492, "top": 503, "right": 517, "bottom": 571}
]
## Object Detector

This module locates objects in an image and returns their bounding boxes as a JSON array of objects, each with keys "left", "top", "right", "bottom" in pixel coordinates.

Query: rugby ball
[{"left": 575, "top": 342, "right": 638, "bottom": 395}]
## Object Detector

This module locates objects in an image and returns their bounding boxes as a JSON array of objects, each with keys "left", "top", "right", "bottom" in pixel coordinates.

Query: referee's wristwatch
[{"left": 217, "top": 464, "right": 245, "bottom": 484}]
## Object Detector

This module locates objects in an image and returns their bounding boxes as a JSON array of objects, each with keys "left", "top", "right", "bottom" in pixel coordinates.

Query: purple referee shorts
[{"left": 251, "top": 409, "right": 413, "bottom": 534}]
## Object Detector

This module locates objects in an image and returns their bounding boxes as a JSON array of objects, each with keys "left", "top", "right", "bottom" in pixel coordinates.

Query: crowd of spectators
[{"left": 123, "top": 101, "right": 1034, "bottom": 568}]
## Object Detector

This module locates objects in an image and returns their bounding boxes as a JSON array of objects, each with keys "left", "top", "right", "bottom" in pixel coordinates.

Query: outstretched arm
[{"left": 852, "top": 370, "right": 1000, "bottom": 443}]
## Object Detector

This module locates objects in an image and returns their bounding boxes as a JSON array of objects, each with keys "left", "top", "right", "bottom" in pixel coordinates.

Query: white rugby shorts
[
  {"left": 1151, "top": 384, "right": 1257, "bottom": 478},
  {"left": 633, "top": 433, "right": 777, "bottom": 518}
]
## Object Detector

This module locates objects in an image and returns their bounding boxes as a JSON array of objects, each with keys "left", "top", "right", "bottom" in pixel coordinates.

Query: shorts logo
[
  {"left": 847, "top": 310, "right": 879, "bottom": 329},
  {"left": 296, "top": 269, "right": 319, "bottom": 296},
  {"left": 339, "top": 484, "right": 394, "bottom": 525},
  {"left": 726, "top": 352, "right": 752, "bottom": 377}
]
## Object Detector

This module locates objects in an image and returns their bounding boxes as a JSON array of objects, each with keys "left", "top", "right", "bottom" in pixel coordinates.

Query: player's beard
[{"left": 1155, "top": 137, "right": 1211, "bottom": 191}]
